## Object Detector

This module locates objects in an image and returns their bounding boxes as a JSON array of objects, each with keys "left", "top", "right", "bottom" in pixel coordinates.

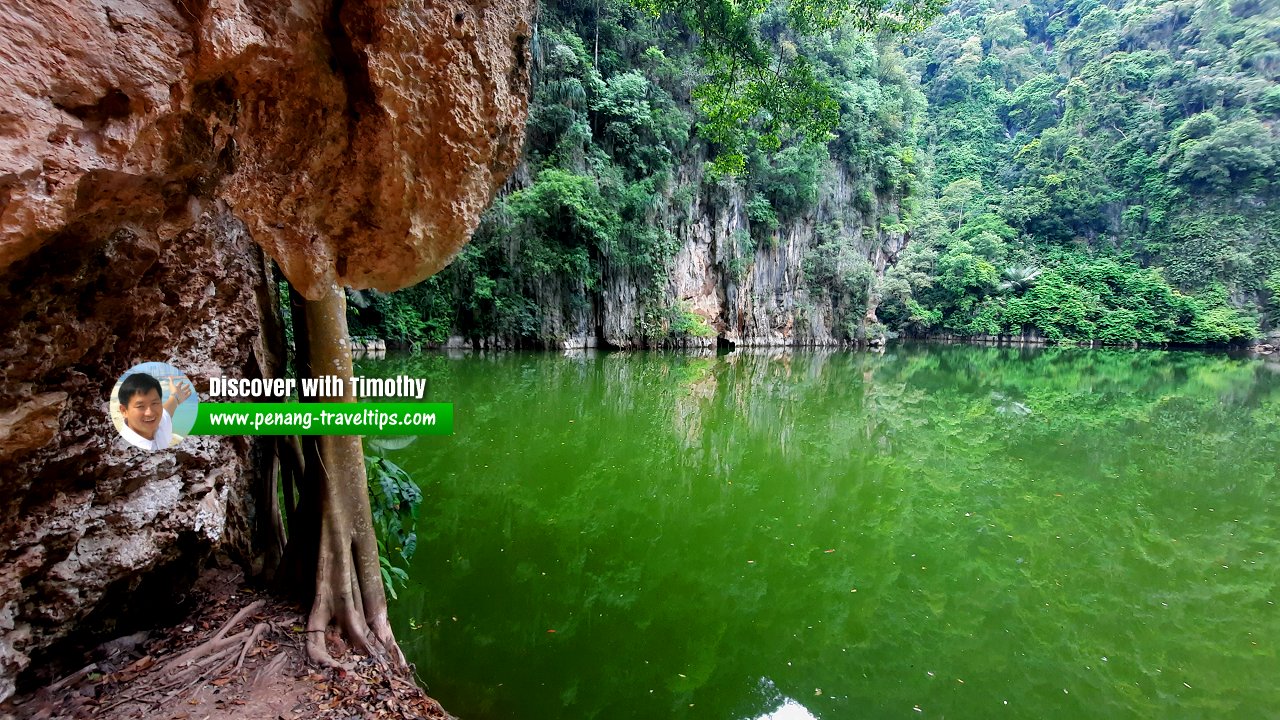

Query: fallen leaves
[{"left": 11, "top": 567, "right": 452, "bottom": 720}]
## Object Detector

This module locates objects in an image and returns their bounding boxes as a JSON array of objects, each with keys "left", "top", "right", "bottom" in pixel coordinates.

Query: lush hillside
[
  {"left": 351, "top": 0, "right": 928, "bottom": 348},
  {"left": 349, "top": 0, "right": 1280, "bottom": 348},
  {"left": 880, "top": 0, "right": 1280, "bottom": 344}
]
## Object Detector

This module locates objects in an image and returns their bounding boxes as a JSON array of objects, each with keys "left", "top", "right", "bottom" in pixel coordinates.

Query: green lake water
[{"left": 357, "top": 345, "right": 1280, "bottom": 719}]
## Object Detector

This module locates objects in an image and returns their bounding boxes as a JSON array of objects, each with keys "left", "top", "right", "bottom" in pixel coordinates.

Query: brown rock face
[
  {"left": 2, "top": 0, "right": 532, "bottom": 298},
  {"left": 0, "top": 0, "right": 532, "bottom": 700},
  {"left": 223, "top": 0, "right": 534, "bottom": 298},
  {"left": 0, "top": 211, "right": 276, "bottom": 702}
]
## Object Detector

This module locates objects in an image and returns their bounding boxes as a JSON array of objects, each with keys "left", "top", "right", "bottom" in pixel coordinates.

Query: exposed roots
[
  {"left": 251, "top": 651, "right": 290, "bottom": 690},
  {"left": 96, "top": 600, "right": 269, "bottom": 713},
  {"left": 292, "top": 286, "right": 408, "bottom": 674},
  {"left": 152, "top": 608, "right": 263, "bottom": 690},
  {"left": 302, "top": 448, "right": 407, "bottom": 670}
]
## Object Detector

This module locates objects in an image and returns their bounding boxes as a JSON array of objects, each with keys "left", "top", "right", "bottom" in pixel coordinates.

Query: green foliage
[
  {"left": 593, "top": 70, "right": 690, "bottom": 177},
  {"left": 998, "top": 265, "right": 1041, "bottom": 294},
  {"left": 510, "top": 169, "right": 621, "bottom": 264},
  {"left": 753, "top": 141, "right": 827, "bottom": 222},
  {"left": 371, "top": 293, "right": 428, "bottom": 344},
  {"left": 276, "top": 279, "right": 295, "bottom": 366},
  {"left": 639, "top": 300, "right": 717, "bottom": 343},
  {"left": 351, "top": 0, "right": 935, "bottom": 348},
  {"left": 804, "top": 224, "right": 874, "bottom": 300},
  {"left": 671, "top": 303, "right": 718, "bottom": 338},
  {"left": 889, "top": 0, "right": 1280, "bottom": 344},
  {"left": 1258, "top": 86, "right": 1280, "bottom": 117},
  {"left": 745, "top": 194, "right": 779, "bottom": 242},
  {"left": 347, "top": 277, "right": 454, "bottom": 349},
  {"left": 1265, "top": 270, "right": 1280, "bottom": 326},
  {"left": 365, "top": 454, "right": 423, "bottom": 599},
  {"left": 347, "top": 0, "right": 1276, "bottom": 349},
  {"left": 936, "top": 241, "right": 1000, "bottom": 298},
  {"left": 1183, "top": 300, "right": 1259, "bottom": 344},
  {"left": 1167, "top": 117, "right": 1277, "bottom": 195},
  {"left": 634, "top": 0, "right": 945, "bottom": 173},
  {"left": 728, "top": 229, "right": 756, "bottom": 282},
  {"left": 1018, "top": 256, "right": 1254, "bottom": 344},
  {"left": 1004, "top": 73, "right": 1061, "bottom": 137}
]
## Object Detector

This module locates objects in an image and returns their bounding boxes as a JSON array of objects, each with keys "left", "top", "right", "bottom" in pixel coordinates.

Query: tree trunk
[{"left": 299, "top": 284, "right": 405, "bottom": 669}]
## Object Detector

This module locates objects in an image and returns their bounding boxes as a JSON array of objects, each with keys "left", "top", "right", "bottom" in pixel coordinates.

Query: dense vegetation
[
  {"left": 350, "top": 0, "right": 1280, "bottom": 347},
  {"left": 879, "top": 0, "right": 1280, "bottom": 343},
  {"left": 349, "top": 0, "right": 930, "bottom": 347}
]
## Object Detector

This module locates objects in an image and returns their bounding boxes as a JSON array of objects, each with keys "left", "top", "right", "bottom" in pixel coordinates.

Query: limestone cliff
[
  {"left": 635, "top": 162, "right": 905, "bottom": 349},
  {"left": 0, "top": 0, "right": 532, "bottom": 700},
  {"left": 465, "top": 159, "right": 906, "bottom": 351}
]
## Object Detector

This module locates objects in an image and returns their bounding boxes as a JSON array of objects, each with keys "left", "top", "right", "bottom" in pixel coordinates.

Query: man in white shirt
[{"left": 117, "top": 372, "right": 192, "bottom": 451}]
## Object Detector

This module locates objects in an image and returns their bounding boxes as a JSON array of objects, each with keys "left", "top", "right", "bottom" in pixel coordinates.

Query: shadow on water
[{"left": 356, "top": 345, "right": 1280, "bottom": 720}]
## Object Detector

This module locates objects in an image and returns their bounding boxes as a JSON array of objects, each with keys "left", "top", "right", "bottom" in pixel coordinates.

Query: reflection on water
[
  {"left": 756, "top": 699, "right": 818, "bottom": 720},
  {"left": 749, "top": 678, "right": 818, "bottom": 720},
  {"left": 357, "top": 345, "right": 1280, "bottom": 720}
]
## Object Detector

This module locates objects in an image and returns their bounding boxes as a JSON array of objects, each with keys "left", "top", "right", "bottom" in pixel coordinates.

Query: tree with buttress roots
[
  {"left": 276, "top": 0, "right": 943, "bottom": 672},
  {"left": 274, "top": 285, "right": 408, "bottom": 668}
]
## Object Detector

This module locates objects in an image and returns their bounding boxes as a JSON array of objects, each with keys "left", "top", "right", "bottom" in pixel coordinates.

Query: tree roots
[
  {"left": 97, "top": 600, "right": 270, "bottom": 712},
  {"left": 288, "top": 285, "right": 408, "bottom": 672}
]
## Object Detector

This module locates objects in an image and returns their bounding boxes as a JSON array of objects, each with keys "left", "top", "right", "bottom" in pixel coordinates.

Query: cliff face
[
  {"left": 0, "top": 0, "right": 532, "bottom": 700},
  {"left": 659, "top": 163, "right": 904, "bottom": 349},
  {"left": 0, "top": 210, "right": 277, "bottom": 701},
  {"left": 479, "top": 160, "right": 905, "bottom": 350}
]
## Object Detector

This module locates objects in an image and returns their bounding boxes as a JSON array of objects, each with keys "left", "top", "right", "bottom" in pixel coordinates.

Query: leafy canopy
[{"left": 634, "top": 0, "right": 945, "bottom": 172}]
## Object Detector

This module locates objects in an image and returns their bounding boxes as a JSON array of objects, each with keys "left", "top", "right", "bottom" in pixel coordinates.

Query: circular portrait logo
[{"left": 110, "top": 362, "right": 198, "bottom": 451}]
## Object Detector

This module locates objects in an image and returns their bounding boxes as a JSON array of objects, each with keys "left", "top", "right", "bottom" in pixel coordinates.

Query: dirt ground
[{"left": 1, "top": 570, "right": 450, "bottom": 720}]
